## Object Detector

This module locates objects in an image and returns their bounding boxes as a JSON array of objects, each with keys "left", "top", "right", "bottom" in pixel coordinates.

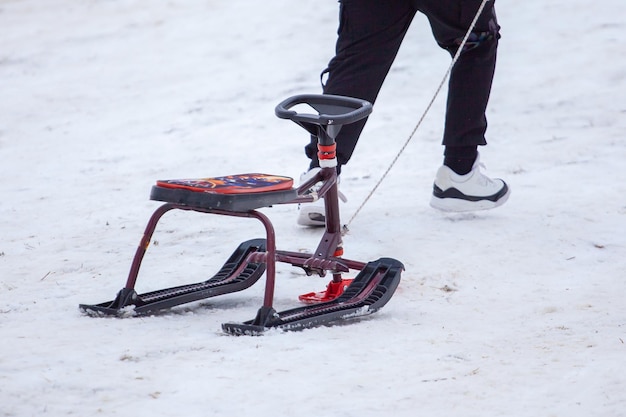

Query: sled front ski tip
[{"left": 222, "top": 257, "right": 403, "bottom": 335}]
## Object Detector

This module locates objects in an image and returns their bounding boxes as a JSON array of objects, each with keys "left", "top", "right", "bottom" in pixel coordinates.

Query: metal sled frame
[{"left": 80, "top": 94, "right": 403, "bottom": 335}]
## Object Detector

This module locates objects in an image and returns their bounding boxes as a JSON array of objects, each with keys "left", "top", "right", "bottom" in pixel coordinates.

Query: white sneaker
[
  {"left": 430, "top": 155, "right": 510, "bottom": 212},
  {"left": 296, "top": 168, "right": 346, "bottom": 227},
  {"left": 297, "top": 200, "right": 326, "bottom": 227}
]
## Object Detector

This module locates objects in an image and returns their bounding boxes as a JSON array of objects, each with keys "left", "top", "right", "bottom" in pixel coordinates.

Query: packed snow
[{"left": 1, "top": 0, "right": 625, "bottom": 416}]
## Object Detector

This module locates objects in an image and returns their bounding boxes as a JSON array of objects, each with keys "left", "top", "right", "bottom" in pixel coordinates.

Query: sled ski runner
[
  {"left": 222, "top": 257, "right": 402, "bottom": 335},
  {"left": 79, "top": 239, "right": 267, "bottom": 317},
  {"left": 80, "top": 94, "right": 403, "bottom": 334}
]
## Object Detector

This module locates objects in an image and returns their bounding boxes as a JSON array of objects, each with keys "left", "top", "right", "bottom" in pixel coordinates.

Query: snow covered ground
[{"left": 1, "top": 0, "right": 625, "bottom": 416}]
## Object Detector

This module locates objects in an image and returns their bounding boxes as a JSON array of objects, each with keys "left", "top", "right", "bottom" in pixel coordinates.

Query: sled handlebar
[{"left": 275, "top": 94, "right": 372, "bottom": 127}]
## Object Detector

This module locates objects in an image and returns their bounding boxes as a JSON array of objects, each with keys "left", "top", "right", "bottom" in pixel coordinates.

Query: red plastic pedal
[{"left": 298, "top": 279, "right": 354, "bottom": 304}]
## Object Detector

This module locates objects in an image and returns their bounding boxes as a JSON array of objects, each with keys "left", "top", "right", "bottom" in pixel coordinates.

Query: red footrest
[{"left": 298, "top": 279, "right": 354, "bottom": 304}]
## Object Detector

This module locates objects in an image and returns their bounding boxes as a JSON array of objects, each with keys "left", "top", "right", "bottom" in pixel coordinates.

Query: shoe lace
[
  {"left": 300, "top": 171, "right": 347, "bottom": 202},
  {"left": 304, "top": 183, "right": 347, "bottom": 202},
  {"left": 475, "top": 162, "right": 495, "bottom": 186},
  {"left": 338, "top": 190, "right": 348, "bottom": 203}
]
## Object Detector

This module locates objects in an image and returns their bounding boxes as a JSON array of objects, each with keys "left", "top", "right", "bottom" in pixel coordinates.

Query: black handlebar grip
[{"left": 275, "top": 94, "right": 373, "bottom": 126}]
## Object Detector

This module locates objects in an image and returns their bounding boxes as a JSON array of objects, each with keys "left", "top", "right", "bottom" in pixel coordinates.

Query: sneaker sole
[
  {"left": 297, "top": 205, "right": 326, "bottom": 227},
  {"left": 430, "top": 188, "right": 511, "bottom": 212}
]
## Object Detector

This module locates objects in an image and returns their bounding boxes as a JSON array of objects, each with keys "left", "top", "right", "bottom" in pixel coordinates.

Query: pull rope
[{"left": 343, "top": 0, "right": 491, "bottom": 233}]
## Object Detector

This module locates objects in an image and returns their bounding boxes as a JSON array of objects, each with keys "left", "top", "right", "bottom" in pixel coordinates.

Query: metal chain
[{"left": 343, "top": 0, "right": 492, "bottom": 233}]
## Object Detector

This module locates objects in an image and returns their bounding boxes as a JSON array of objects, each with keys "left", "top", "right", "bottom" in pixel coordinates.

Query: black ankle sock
[{"left": 444, "top": 146, "right": 478, "bottom": 175}]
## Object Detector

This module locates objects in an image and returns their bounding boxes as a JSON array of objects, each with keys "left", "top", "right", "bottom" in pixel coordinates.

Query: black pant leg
[
  {"left": 306, "top": 0, "right": 416, "bottom": 170},
  {"left": 420, "top": 0, "right": 500, "bottom": 147}
]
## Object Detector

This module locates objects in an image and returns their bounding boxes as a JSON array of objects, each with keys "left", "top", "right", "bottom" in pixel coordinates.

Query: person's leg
[
  {"left": 420, "top": 0, "right": 500, "bottom": 171},
  {"left": 420, "top": 0, "right": 509, "bottom": 211},
  {"left": 305, "top": 0, "right": 417, "bottom": 173}
]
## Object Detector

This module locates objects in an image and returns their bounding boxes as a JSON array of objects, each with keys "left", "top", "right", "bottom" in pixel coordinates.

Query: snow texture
[{"left": 1, "top": 0, "right": 625, "bottom": 416}]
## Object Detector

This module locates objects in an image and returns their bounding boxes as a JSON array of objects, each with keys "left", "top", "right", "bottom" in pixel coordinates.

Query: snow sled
[{"left": 79, "top": 94, "right": 403, "bottom": 335}]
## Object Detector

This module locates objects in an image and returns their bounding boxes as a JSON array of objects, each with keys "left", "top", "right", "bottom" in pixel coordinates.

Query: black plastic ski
[
  {"left": 221, "top": 257, "right": 403, "bottom": 335},
  {"left": 79, "top": 239, "right": 267, "bottom": 317}
]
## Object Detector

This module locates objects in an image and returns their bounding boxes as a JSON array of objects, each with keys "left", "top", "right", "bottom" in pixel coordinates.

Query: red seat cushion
[{"left": 156, "top": 173, "right": 293, "bottom": 195}]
